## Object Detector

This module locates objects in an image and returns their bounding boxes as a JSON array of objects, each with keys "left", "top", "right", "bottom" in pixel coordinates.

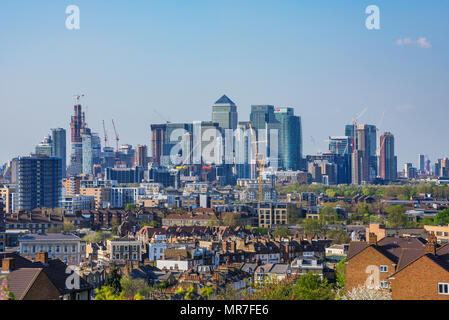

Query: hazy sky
[{"left": 1, "top": 0, "right": 448, "bottom": 168}]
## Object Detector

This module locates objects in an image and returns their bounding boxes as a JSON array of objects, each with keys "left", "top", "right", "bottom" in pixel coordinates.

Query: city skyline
[{"left": 1, "top": 1, "right": 449, "bottom": 167}]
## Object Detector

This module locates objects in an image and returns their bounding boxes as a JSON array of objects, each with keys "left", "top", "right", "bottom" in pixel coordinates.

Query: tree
[
  {"left": 272, "top": 227, "right": 290, "bottom": 238},
  {"left": 327, "top": 229, "right": 350, "bottom": 245},
  {"left": 338, "top": 285, "right": 391, "bottom": 300},
  {"left": 125, "top": 203, "right": 137, "bottom": 212},
  {"left": 63, "top": 219, "right": 76, "bottom": 233},
  {"left": 120, "top": 275, "right": 151, "bottom": 298},
  {"left": 287, "top": 204, "right": 304, "bottom": 225},
  {"left": 335, "top": 258, "right": 346, "bottom": 289},
  {"left": 0, "top": 276, "right": 16, "bottom": 300},
  {"left": 254, "top": 227, "right": 269, "bottom": 235},
  {"left": 200, "top": 286, "right": 214, "bottom": 300},
  {"left": 386, "top": 205, "right": 407, "bottom": 228},
  {"left": 301, "top": 218, "right": 324, "bottom": 237},
  {"left": 94, "top": 286, "right": 125, "bottom": 300},
  {"left": 434, "top": 209, "right": 449, "bottom": 226},
  {"left": 223, "top": 213, "right": 243, "bottom": 227},
  {"left": 291, "top": 273, "right": 335, "bottom": 300},
  {"left": 104, "top": 264, "right": 122, "bottom": 295}
]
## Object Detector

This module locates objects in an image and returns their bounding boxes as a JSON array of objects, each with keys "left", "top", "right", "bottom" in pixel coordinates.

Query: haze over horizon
[{"left": 1, "top": 0, "right": 448, "bottom": 169}]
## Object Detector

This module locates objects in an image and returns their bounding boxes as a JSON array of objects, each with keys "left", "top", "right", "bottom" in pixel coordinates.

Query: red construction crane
[
  {"left": 112, "top": 119, "right": 120, "bottom": 152},
  {"left": 102, "top": 120, "right": 109, "bottom": 148}
]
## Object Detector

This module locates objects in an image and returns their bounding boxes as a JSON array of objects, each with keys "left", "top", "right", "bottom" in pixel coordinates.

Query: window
[
  {"left": 380, "top": 265, "right": 388, "bottom": 273},
  {"left": 438, "top": 283, "right": 449, "bottom": 295},
  {"left": 64, "top": 246, "right": 68, "bottom": 253},
  {"left": 56, "top": 245, "right": 60, "bottom": 253},
  {"left": 380, "top": 281, "right": 389, "bottom": 288},
  {"left": 72, "top": 245, "right": 76, "bottom": 253}
]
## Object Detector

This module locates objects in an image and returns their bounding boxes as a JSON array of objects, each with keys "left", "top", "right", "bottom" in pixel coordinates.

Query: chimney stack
[
  {"left": 2, "top": 257, "right": 15, "bottom": 272},
  {"left": 368, "top": 233, "right": 378, "bottom": 245},
  {"left": 35, "top": 252, "right": 48, "bottom": 265},
  {"left": 425, "top": 233, "right": 437, "bottom": 255},
  {"left": 222, "top": 240, "right": 227, "bottom": 252},
  {"left": 230, "top": 241, "right": 236, "bottom": 252}
]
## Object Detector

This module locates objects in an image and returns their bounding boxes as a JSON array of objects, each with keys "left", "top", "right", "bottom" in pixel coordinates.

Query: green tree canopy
[
  {"left": 434, "top": 209, "right": 449, "bottom": 226},
  {"left": 386, "top": 205, "right": 407, "bottom": 228},
  {"left": 104, "top": 265, "right": 122, "bottom": 295},
  {"left": 291, "top": 273, "right": 335, "bottom": 300},
  {"left": 272, "top": 227, "right": 291, "bottom": 238}
]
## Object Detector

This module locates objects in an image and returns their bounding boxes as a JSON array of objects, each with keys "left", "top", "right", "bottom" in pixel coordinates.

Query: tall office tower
[
  {"left": 394, "top": 156, "right": 398, "bottom": 179},
  {"left": 134, "top": 145, "right": 148, "bottom": 168},
  {"left": 250, "top": 105, "right": 280, "bottom": 169},
  {"left": 274, "top": 107, "right": 303, "bottom": 170},
  {"left": 351, "top": 150, "right": 369, "bottom": 185},
  {"left": 82, "top": 130, "right": 93, "bottom": 175},
  {"left": 437, "top": 158, "right": 449, "bottom": 177},
  {"left": 418, "top": 154, "right": 425, "bottom": 174},
  {"left": 380, "top": 132, "right": 396, "bottom": 181},
  {"left": 329, "top": 136, "right": 351, "bottom": 155},
  {"left": 404, "top": 163, "right": 412, "bottom": 178},
  {"left": 51, "top": 128, "right": 66, "bottom": 178},
  {"left": 353, "top": 124, "right": 377, "bottom": 183},
  {"left": 235, "top": 122, "right": 251, "bottom": 179},
  {"left": 345, "top": 124, "right": 356, "bottom": 153},
  {"left": 118, "top": 144, "right": 135, "bottom": 167},
  {"left": 102, "top": 146, "right": 116, "bottom": 169},
  {"left": 151, "top": 124, "right": 167, "bottom": 165},
  {"left": 425, "top": 158, "right": 431, "bottom": 175},
  {"left": 16, "top": 155, "right": 62, "bottom": 210},
  {"left": 198, "top": 121, "right": 221, "bottom": 165},
  {"left": 211, "top": 95, "right": 238, "bottom": 130},
  {"left": 35, "top": 135, "right": 53, "bottom": 156},
  {"left": 250, "top": 105, "right": 276, "bottom": 130},
  {"left": 160, "top": 123, "right": 193, "bottom": 166},
  {"left": 68, "top": 103, "right": 87, "bottom": 176}
]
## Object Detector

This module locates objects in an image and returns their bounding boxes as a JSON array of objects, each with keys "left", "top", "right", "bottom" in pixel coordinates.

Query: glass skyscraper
[
  {"left": 274, "top": 107, "right": 303, "bottom": 170},
  {"left": 51, "top": 128, "right": 66, "bottom": 178},
  {"left": 211, "top": 95, "right": 238, "bottom": 130}
]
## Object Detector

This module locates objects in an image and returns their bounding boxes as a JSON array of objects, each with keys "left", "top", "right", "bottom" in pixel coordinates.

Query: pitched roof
[
  {"left": 5, "top": 268, "right": 43, "bottom": 300},
  {"left": 215, "top": 95, "right": 235, "bottom": 105}
]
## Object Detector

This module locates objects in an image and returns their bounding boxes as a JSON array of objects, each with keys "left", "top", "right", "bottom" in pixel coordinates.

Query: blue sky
[{"left": 1, "top": 0, "right": 448, "bottom": 168}]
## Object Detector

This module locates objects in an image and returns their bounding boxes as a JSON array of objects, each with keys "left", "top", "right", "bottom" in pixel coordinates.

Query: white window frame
[
  {"left": 438, "top": 283, "right": 449, "bottom": 295},
  {"left": 380, "top": 281, "right": 389, "bottom": 288},
  {"left": 380, "top": 265, "right": 388, "bottom": 273}
]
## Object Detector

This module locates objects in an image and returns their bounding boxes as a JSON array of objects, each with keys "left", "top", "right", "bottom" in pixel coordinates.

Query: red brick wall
[
  {"left": 346, "top": 246, "right": 395, "bottom": 291},
  {"left": 390, "top": 255, "right": 449, "bottom": 300}
]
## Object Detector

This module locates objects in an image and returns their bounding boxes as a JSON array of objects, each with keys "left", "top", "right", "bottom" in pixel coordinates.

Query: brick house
[
  {"left": 346, "top": 233, "right": 427, "bottom": 291},
  {"left": 388, "top": 234, "right": 449, "bottom": 300}
]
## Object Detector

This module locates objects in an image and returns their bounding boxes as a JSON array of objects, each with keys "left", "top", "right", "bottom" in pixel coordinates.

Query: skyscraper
[
  {"left": 250, "top": 105, "right": 280, "bottom": 169},
  {"left": 68, "top": 103, "right": 87, "bottom": 176},
  {"left": 211, "top": 95, "right": 238, "bottom": 130},
  {"left": 274, "top": 107, "right": 303, "bottom": 170},
  {"left": 82, "top": 130, "right": 93, "bottom": 175},
  {"left": 351, "top": 124, "right": 377, "bottom": 184},
  {"left": 16, "top": 155, "right": 62, "bottom": 210},
  {"left": 134, "top": 145, "right": 148, "bottom": 168},
  {"left": 51, "top": 128, "right": 66, "bottom": 178},
  {"left": 329, "top": 136, "right": 351, "bottom": 155},
  {"left": 418, "top": 154, "right": 425, "bottom": 174},
  {"left": 151, "top": 124, "right": 167, "bottom": 165},
  {"left": 380, "top": 132, "right": 396, "bottom": 181},
  {"left": 35, "top": 135, "right": 53, "bottom": 157}
]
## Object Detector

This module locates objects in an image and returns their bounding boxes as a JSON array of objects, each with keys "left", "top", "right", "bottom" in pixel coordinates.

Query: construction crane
[
  {"left": 112, "top": 119, "right": 120, "bottom": 152},
  {"left": 248, "top": 122, "right": 265, "bottom": 205},
  {"left": 153, "top": 109, "right": 171, "bottom": 124},
  {"left": 351, "top": 107, "right": 368, "bottom": 153},
  {"left": 102, "top": 120, "right": 109, "bottom": 148}
]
